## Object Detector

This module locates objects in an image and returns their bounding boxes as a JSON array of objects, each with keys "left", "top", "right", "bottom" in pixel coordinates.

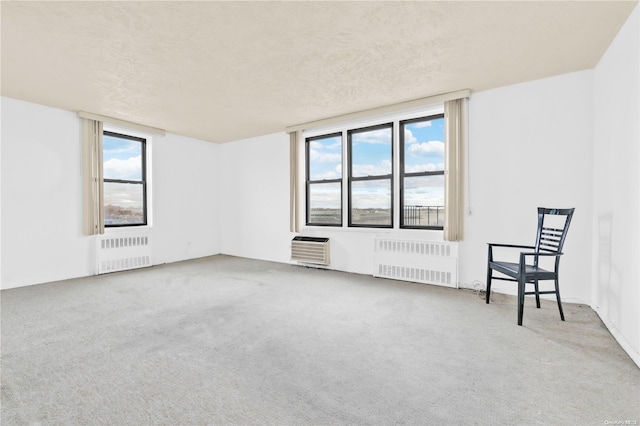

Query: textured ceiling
[{"left": 1, "top": 1, "right": 637, "bottom": 143}]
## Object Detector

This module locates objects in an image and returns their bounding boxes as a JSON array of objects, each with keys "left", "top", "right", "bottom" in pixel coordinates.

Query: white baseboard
[
  {"left": 475, "top": 284, "right": 640, "bottom": 369},
  {"left": 592, "top": 305, "right": 640, "bottom": 369}
]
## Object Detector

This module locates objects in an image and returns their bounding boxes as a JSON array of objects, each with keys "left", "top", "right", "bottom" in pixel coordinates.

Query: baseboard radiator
[
  {"left": 291, "top": 236, "right": 330, "bottom": 266},
  {"left": 374, "top": 238, "right": 458, "bottom": 288},
  {"left": 97, "top": 232, "right": 152, "bottom": 274}
]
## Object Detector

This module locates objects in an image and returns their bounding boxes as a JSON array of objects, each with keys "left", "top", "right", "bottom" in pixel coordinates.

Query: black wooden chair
[{"left": 486, "top": 208, "right": 575, "bottom": 326}]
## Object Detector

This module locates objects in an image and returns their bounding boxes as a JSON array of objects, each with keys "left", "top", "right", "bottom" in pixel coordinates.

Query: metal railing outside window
[{"left": 403, "top": 205, "right": 444, "bottom": 227}]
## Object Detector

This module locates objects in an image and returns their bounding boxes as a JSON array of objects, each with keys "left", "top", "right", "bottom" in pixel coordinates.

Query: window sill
[
  {"left": 104, "top": 225, "right": 152, "bottom": 235},
  {"left": 301, "top": 225, "right": 444, "bottom": 241}
]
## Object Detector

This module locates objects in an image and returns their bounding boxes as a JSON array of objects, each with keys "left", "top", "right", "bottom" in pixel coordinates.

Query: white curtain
[
  {"left": 82, "top": 118, "right": 104, "bottom": 235},
  {"left": 289, "top": 130, "right": 301, "bottom": 233},
  {"left": 444, "top": 98, "right": 467, "bottom": 241}
]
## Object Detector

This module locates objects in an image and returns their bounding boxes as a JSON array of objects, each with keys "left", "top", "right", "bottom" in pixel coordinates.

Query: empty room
[{"left": 1, "top": 1, "right": 639, "bottom": 425}]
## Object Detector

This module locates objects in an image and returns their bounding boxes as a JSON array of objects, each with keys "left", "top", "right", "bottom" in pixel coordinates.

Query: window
[
  {"left": 348, "top": 123, "right": 393, "bottom": 227},
  {"left": 103, "top": 131, "right": 147, "bottom": 227},
  {"left": 306, "top": 133, "right": 342, "bottom": 226},
  {"left": 303, "top": 105, "right": 450, "bottom": 231},
  {"left": 400, "top": 114, "right": 445, "bottom": 229}
]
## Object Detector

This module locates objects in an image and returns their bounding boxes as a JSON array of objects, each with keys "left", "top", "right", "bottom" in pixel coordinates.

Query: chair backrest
[{"left": 535, "top": 208, "right": 575, "bottom": 254}]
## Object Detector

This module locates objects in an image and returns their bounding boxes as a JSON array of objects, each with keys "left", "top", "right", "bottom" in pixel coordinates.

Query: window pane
[
  {"left": 351, "top": 126, "right": 392, "bottom": 177},
  {"left": 103, "top": 135, "right": 143, "bottom": 181},
  {"left": 104, "top": 182, "right": 145, "bottom": 225},
  {"left": 351, "top": 179, "right": 391, "bottom": 226},
  {"left": 308, "top": 182, "right": 341, "bottom": 225},
  {"left": 403, "top": 117, "right": 444, "bottom": 173},
  {"left": 403, "top": 175, "right": 444, "bottom": 227},
  {"left": 309, "top": 135, "right": 341, "bottom": 181}
]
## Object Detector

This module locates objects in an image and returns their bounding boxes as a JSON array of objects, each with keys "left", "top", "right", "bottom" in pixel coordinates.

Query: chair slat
[{"left": 543, "top": 227, "right": 563, "bottom": 233}]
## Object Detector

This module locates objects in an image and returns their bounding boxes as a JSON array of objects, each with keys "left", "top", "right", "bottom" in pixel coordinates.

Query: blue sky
[
  {"left": 403, "top": 117, "right": 444, "bottom": 173},
  {"left": 308, "top": 135, "right": 342, "bottom": 181},
  {"left": 402, "top": 117, "right": 445, "bottom": 207},
  {"left": 103, "top": 135, "right": 142, "bottom": 181},
  {"left": 103, "top": 134, "right": 143, "bottom": 210},
  {"left": 308, "top": 116, "right": 445, "bottom": 210},
  {"left": 352, "top": 127, "right": 392, "bottom": 177}
]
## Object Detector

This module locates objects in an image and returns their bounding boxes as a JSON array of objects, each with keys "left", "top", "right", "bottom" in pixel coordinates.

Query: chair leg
[
  {"left": 518, "top": 275, "right": 526, "bottom": 326},
  {"left": 554, "top": 278, "right": 565, "bottom": 321},
  {"left": 486, "top": 267, "right": 492, "bottom": 304},
  {"left": 486, "top": 246, "right": 493, "bottom": 304},
  {"left": 534, "top": 279, "right": 541, "bottom": 309}
]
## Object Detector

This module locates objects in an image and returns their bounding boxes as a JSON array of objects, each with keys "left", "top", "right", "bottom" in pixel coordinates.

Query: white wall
[
  {"left": 1, "top": 95, "right": 5, "bottom": 289},
  {"left": 1, "top": 97, "right": 94, "bottom": 288},
  {"left": 218, "top": 129, "right": 446, "bottom": 276},
  {"left": 219, "top": 71, "right": 595, "bottom": 305},
  {"left": 0, "top": 97, "right": 221, "bottom": 289},
  {"left": 592, "top": 5, "right": 640, "bottom": 365},
  {"left": 219, "top": 132, "right": 294, "bottom": 263},
  {"left": 152, "top": 132, "right": 220, "bottom": 265},
  {"left": 460, "top": 70, "right": 595, "bottom": 303}
]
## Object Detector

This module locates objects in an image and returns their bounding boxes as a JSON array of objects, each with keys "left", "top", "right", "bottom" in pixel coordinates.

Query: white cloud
[
  {"left": 104, "top": 155, "right": 142, "bottom": 180},
  {"left": 352, "top": 128, "right": 392, "bottom": 145},
  {"left": 403, "top": 192, "right": 444, "bottom": 206},
  {"left": 403, "top": 174, "right": 444, "bottom": 206},
  {"left": 315, "top": 168, "right": 341, "bottom": 180},
  {"left": 405, "top": 163, "right": 443, "bottom": 173},
  {"left": 352, "top": 192, "right": 391, "bottom": 209},
  {"left": 310, "top": 139, "right": 341, "bottom": 150},
  {"left": 413, "top": 121, "right": 433, "bottom": 128},
  {"left": 350, "top": 177, "right": 392, "bottom": 209},
  {"left": 408, "top": 140, "right": 444, "bottom": 157},
  {"left": 404, "top": 187, "right": 444, "bottom": 205},
  {"left": 309, "top": 148, "right": 341, "bottom": 164},
  {"left": 353, "top": 160, "right": 392, "bottom": 177},
  {"left": 404, "top": 129, "right": 417, "bottom": 145},
  {"left": 104, "top": 146, "right": 137, "bottom": 156},
  {"left": 104, "top": 183, "right": 143, "bottom": 207},
  {"left": 309, "top": 184, "right": 341, "bottom": 209},
  {"left": 403, "top": 174, "right": 444, "bottom": 188}
]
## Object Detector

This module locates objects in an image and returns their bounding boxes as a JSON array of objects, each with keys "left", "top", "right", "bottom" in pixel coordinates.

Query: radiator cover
[
  {"left": 97, "top": 232, "right": 152, "bottom": 274},
  {"left": 374, "top": 238, "right": 458, "bottom": 288}
]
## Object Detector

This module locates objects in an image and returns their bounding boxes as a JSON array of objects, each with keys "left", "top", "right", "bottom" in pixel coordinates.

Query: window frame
[
  {"left": 103, "top": 130, "right": 148, "bottom": 228},
  {"left": 399, "top": 114, "right": 445, "bottom": 230},
  {"left": 347, "top": 122, "right": 394, "bottom": 229},
  {"left": 305, "top": 132, "right": 343, "bottom": 227}
]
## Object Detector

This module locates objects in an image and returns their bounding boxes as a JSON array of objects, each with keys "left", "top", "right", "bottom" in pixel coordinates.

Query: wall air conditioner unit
[{"left": 291, "top": 236, "right": 330, "bottom": 266}]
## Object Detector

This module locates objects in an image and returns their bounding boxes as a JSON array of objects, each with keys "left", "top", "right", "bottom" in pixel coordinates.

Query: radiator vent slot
[
  {"left": 374, "top": 239, "right": 458, "bottom": 288},
  {"left": 97, "top": 232, "right": 152, "bottom": 274},
  {"left": 291, "top": 236, "right": 330, "bottom": 265}
]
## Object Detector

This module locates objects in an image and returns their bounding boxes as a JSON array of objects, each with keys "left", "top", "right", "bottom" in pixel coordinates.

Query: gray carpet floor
[{"left": 1, "top": 255, "right": 639, "bottom": 425}]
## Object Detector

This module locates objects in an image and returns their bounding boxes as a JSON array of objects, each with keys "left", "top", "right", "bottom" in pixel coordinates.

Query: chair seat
[{"left": 489, "top": 261, "right": 557, "bottom": 280}]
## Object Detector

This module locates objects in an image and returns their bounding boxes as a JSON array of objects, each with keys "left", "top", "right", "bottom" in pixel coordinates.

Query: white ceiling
[{"left": 2, "top": 1, "right": 637, "bottom": 143}]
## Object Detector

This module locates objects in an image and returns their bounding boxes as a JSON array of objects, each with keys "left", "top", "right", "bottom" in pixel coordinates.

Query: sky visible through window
[
  {"left": 351, "top": 126, "right": 393, "bottom": 219},
  {"left": 103, "top": 135, "right": 142, "bottom": 181},
  {"left": 352, "top": 127, "right": 392, "bottom": 178},
  {"left": 309, "top": 135, "right": 341, "bottom": 181},
  {"left": 308, "top": 135, "right": 342, "bottom": 222},
  {"left": 308, "top": 117, "right": 445, "bottom": 210},
  {"left": 103, "top": 134, "right": 144, "bottom": 225},
  {"left": 403, "top": 117, "right": 445, "bottom": 208}
]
